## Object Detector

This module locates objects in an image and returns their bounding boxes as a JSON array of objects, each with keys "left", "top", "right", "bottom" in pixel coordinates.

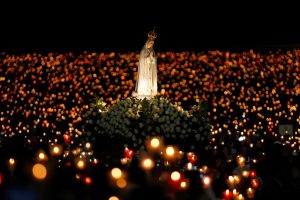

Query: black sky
[{"left": 1, "top": 1, "right": 299, "bottom": 52}]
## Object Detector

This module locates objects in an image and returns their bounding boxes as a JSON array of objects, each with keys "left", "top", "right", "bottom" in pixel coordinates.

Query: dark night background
[{"left": 0, "top": 1, "right": 299, "bottom": 52}]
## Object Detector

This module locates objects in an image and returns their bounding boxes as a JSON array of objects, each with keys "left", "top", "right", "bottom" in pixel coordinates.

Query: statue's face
[{"left": 146, "top": 41, "right": 154, "bottom": 49}]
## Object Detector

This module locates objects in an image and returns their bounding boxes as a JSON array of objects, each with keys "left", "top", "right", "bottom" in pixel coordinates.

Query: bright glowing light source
[
  {"left": 171, "top": 171, "right": 181, "bottom": 181},
  {"left": 202, "top": 176, "right": 211, "bottom": 187},
  {"left": 238, "top": 136, "right": 246, "bottom": 141},
  {"left": 116, "top": 178, "right": 127, "bottom": 189},
  {"left": 9, "top": 158, "right": 15, "bottom": 166},
  {"left": 85, "top": 142, "right": 91, "bottom": 149},
  {"left": 238, "top": 194, "right": 245, "bottom": 200},
  {"left": 180, "top": 181, "right": 188, "bottom": 189},
  {"left": 186, "top": 162, "right": 193, "bottom": 170},
  {"left": 165, "top": 146, "right": 175, "bottom": 157},
  {"left": 51, "top": 145, "right": 62, "bottom": 156},
  {"left": 233, "top": 189, "right": 238, "bottom": 196},
  {"left": 237, "top": 156, "right": 245, "bottom": 166},
  {"left": 228, "top": 176, "right": 234, "bottom": 182},
  {"left": 111, "top": 168, "right": 122, "bottom": 179},
  {"left": 242, "top": 170, "right": 249, "bottom": 178},
  {"left": 150, "top": 137, "right": 160, "bottom": 148},
  {"left": 75, "top": 174, "right": 81, "bottom": 180},
  {"left": 109, "top": 196, "right": 119, "bottom": 200},
  {"left": 233, "top": 175, "right": 241, "bottom": 184},
  {"left": 142, "top": 158, "right": 154, "bottom": 170},
  {"left": 120, "top": 158, "right": 128, "bottom": 165},
  {"left": 39, "top": 153, "right": 45, "bottom": 160},
  {"left": 85, "top": 177, "right": 92, "bottom": 185},
  {"left": 32, "top": 163, "right": 47, "bottom": 180},
  {"left": 76, "top": 160, "right": 85, "bottom": 170}
]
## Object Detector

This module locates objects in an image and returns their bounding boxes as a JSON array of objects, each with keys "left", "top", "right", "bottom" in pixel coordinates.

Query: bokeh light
[{"left": 32, "top": 163, "right": 47, "bottom": 180}]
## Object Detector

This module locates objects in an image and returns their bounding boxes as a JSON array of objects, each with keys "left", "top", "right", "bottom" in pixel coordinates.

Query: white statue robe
[{"left": 135, "top": 43, "right": 157, "bottom": 99}]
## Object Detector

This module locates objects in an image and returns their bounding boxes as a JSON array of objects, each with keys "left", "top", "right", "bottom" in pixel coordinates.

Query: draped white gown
[{"left": 135, "top": 43, "right": 157, "bottom": 99}]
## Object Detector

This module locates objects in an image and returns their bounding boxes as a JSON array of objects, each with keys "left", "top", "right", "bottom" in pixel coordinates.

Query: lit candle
[
  {"left": 236, "top": 156, "right": 245, "bottom": 167},
  {"left": 164, "top": 146, "right": 178, "bottom": 161},
  {"left": 247, "top": 187, "right": 255, "bottom": 199},
  {"left": 180, "top": 180, "right": 189, "bottom": 190},
  {"left": 237, "top": 194, "right": 245, "bottom": 200},
  {"left": 186, "top": 162, "right": 193, "bottom": 171},
  {"left": 249, "top": 170, "right": 256, "bottom": 178},
  {"left": 141, "top": 158, "right": 154, "bottom": 170},
  {"left": 251, "top": 178, "right": 259, "bottom": 189},
  {"left": 233, "top": 175, "right": 241, "bottom": 184},
  {"left": 227, "top": 175, "right": 235, "bottom": 187},
  {"left": 170, "top": 171, "right": 181, "bottom": 182},
  {"left": 202, "top": 176, "right": 211, "bottom": 189},
  {"left": 242, "top": 170, "right": 249, "bottom": 178},
  {"left": 76, "top": 159, "right": 86, "bottom": 170},
  {"left": 50, "top": 144, "right": 63, "bottom": 156},
  {"left": 124, "top": 147, "right": 134, "bottom": 159},
  {"left": 232, "top": 189, "right": 239, "bottom": 197},
  {"left": 222, "top": 189, "right": 233, "bottom": 200},
  {"left": 111, "top": 168, "right": 122, "bottom": 179},
  {"left": 120, "top": 157, "right": 129, "bottom": 165},
  {"left": 150, "top": 137, "right": 161, "bottom": 149},
  {"left": 9, "top": 158, "right": 15, "bottom": 167},
  {"left": 187, "top": 152, "right": 198, "bottom": 164}
]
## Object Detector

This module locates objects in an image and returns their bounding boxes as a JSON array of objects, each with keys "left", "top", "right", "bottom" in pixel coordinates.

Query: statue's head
[
  {"left": 148, "top": 29, "right": 157, "bottom": 40},
  {"left": 146, "top": 28, "right": 157, "bottom": 49}
]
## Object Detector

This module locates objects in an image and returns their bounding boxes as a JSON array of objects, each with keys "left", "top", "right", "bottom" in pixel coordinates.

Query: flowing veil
[{"left": 134, "top": 41, "right": 157, "bottom": 99}]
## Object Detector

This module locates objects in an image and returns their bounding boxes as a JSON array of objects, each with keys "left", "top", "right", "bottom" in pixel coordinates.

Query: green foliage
[{"left": 83, "top": 96, "right": 210, "bottom": 152}]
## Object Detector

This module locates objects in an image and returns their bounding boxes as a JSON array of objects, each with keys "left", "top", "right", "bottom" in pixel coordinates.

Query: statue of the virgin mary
[{"left": 133, "top": 29, "right": 158, "bottom": 99}]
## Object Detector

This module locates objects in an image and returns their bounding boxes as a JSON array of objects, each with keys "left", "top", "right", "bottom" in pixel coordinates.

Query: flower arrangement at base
[{"left": 82, "top": 96, "right": 210, "bottom": 157}]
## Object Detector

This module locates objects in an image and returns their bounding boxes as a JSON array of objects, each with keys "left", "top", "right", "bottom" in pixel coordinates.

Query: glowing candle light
[
  {"left": 120, "top": 157, "right": 129, "bottom": 165},
  {"left": 247, "top": 187, "right": 255, "bottom": 198},
  {"left": 223, "top": 189, "right": 233, "bottom": 200},
  {"left": 171, "top": 171, "right": 181, "bottom": 182},
  {"left": 9, "top": 158, "right": 15, "bottom": 166},
  {"left": 85, "top": 177, "right": 92, "bottom": 185},
  {"left": 249, "top": 170, "right": 256, "bottom": 178},
  {"left": 141, "top": 158, "right": 154, "bottom": 170},
  {"left": 85, "top": 142, "right": 91, "bottom": 149},
  {"left": 108, "top": 196, "right": 119, "bottom": 200},
  {"left": 116, "top": 178, "right": 127, "bottom": 189},
  {"left": 233, "top": 189, "right": 238, "bottom": 197},
  {"left": 242, "top": 170, "right": 249, "bottom": 178},
  {"left": 187, "top": 152, "right": 198, "bottom": 164},
  {"left": 238, "top": 194, "right": 245, "bottom": 200},
  {"left": 251, "top": 179, "right": 259, "bottom": 189},
  {"left": 202, "top": 176, "right": 211, "bottom": 188},
  {"left": 111, "top": 168, "right": 122, "bottom": 179},
  {"left": 227, "top": 175, "right": 235, "bottom": 187},
  {"left": 178, "top": 151, "right": 185, "bottom": 159},
  {"left": 150, "top": 137, "right": 160, "bottom": 148},
  {"left": 233, "top": 175, "right": 240, "bottom": 185},
  {"left": 237, "top": 156, "right": 245, "bottom": 167},
  {"left": 32, "top": 163, "right": 47, "bottom": 180},
  {"left": 180, "top": 180, "right": 188, "bottom": 189},
  {"left": 186, "top": 162, "right": 193, "bottom": 171},
  {"left": 38, "top": 152, "right": 45, "bottom": 160},
  {"left": 124, "top": 147, "right": 134, "bottom": 159},
  {"left": 63, "top": 133, "right": 71, "bottom": 143},
  {"left": 76, "top": 159, "right": 86, "bottom": 170},
  {"left": 51, "top": 145, "right": 63, "bottom": 156},
  {"left": 165, "top": 146, "right": 175, "bottom": 157}
]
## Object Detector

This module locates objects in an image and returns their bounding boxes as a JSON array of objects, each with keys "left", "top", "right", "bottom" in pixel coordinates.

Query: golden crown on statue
[{"left": 148, "top": 28, "right": 157, "bottom": 41}]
